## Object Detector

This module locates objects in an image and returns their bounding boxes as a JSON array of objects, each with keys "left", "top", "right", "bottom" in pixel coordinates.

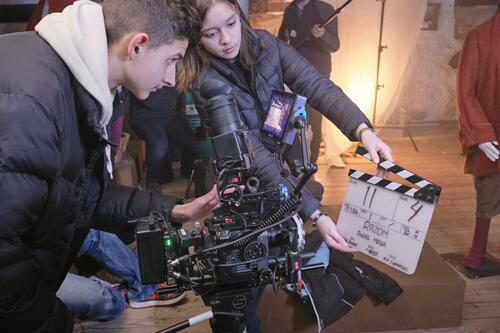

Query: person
[
  {"left": 183, "top": 0, "right": 392, "bottom": 256},
  {"left": 57, "top": 229, "right": 185, "bottom": 322},
  {"left": 456, "top": 9, "right": 500, "bottom": 271},
  {"left": 129, "top": 87, "right": 198, "bottom": 190},
  {"left": 278, "top": 0, "right": 340, "bottom": 164},
  {"left": 180, "top": 1, "right": 393, "bottom": 331},
  {"left": 0, "top": 1, "right": 221, "bottom": 332}
]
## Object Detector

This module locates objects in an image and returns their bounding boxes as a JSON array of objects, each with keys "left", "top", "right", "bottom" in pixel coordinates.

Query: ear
[{"left": 127, "top": 33, "right": 150, "bottom": 60}]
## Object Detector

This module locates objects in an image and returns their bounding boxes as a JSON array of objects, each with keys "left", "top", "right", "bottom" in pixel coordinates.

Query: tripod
[{"left": 156, "top": 287, "right": 250, "bottom": 333}]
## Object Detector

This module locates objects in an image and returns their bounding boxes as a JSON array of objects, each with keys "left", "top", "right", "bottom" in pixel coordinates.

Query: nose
[
  {"left": 163, "top": 64, "right": 176, "bottom": 87},
  {"left": 219, "top": 28, "right": 231, "bottom": 45}
]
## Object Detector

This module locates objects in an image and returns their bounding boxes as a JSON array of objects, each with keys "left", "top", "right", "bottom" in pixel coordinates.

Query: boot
[{"left": 462, "top": 216, "right": 491, "bottom": 270}]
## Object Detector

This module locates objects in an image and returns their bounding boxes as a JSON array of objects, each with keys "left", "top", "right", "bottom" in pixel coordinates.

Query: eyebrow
[
  {"left": 202, "top": 13, "right": 237, "bottom": 33},
  {"left": 169, "top": 53, "right": 184, "bottom": 60}
]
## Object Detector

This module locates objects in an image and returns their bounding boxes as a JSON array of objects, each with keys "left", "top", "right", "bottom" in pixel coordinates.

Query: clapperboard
[{"left": 337, "top": 146, "right": 441, "bottom": 274}]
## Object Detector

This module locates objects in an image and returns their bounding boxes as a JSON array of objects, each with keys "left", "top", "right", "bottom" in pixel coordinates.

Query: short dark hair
[{"left": 102, "top": 0, "right": 200, "bottom": 49}]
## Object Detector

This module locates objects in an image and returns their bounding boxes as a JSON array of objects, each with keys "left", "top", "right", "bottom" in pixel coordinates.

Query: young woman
[{"left": 180, "top": 2, "right": 393, "bottom": 330}]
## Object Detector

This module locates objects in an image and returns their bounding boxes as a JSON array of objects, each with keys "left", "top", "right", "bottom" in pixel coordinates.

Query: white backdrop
[{"left": 322, "top": 0, "right": 426, "bottom": 166}]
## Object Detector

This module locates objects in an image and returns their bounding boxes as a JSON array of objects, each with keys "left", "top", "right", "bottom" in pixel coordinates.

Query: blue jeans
[
  {"left": 77, "top": 229, "right": 156, "bottom": 302},
  {"left": 57, "top": 229, "right": 157, "bottom": 321},
  {"left": 57, "top": 273, "right": 125, "bottom": 322},
  {"left": 131, "top": 114, "right": 197, "bottom": 187}
]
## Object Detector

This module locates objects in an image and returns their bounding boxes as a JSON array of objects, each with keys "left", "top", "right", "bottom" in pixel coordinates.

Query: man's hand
[
  {"left": 478, "top": 141, "right": 499, "bottom": 162},
  {"left": 315, "top": 215, "right": 356, "bottom": 253},
  {"left": 311, "top": 24, "right": 325, "bottom": 39},
  {"left": 170, "top": 185, "right": 219, "bottom": 223},
  {"left": 356, "top": 123, "right": 393, "bottom": 178}
]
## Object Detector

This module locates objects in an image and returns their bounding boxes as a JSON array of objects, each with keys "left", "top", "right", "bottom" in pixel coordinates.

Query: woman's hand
[
  {"left": 170, "top": 185, "right": 219, "bottom": 223},
  {"left": 315, "top": 215, "right": 356, "bottom": 253},
  {"left": 356, "top": 123, "right": 393, "bottom": 178}
]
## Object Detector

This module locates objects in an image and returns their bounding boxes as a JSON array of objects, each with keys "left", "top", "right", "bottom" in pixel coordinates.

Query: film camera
[{"left": 132, "top": 79, "right": 320, "bottom": 333}]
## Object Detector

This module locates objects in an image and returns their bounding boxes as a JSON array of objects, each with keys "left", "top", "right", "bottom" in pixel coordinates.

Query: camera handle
[{"left": 292, "top": 118, "right": 317, "bottom": 196}]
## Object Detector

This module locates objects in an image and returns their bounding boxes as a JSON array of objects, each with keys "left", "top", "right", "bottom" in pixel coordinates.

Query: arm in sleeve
[
  {"left": 277, "top": 8, "right": 290, "bottom": 42},
  {"left": 276, "top": 35, "right": 370, "bottom": 140},
  {"left": 0, "top": 95, "right": 72, "bottom": 332},
  {"left": 456, "top": 30, "right": 496, "bottom": 152},
  {"left": 93, "top": 183, "right": 182, "bottom": 232},
  {"left": 317, "top": 2, "right": 340, "bottom": 53}
]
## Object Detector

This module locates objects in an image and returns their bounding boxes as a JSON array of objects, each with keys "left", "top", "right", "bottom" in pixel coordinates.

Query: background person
[{"left": 129, "top": 87, "right": 198, "bottom": 191}]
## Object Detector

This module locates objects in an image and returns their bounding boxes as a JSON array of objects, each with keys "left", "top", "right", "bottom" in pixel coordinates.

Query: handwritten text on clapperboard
[{"left": 337, "top": 177, "right": 436, "bottom": 274}]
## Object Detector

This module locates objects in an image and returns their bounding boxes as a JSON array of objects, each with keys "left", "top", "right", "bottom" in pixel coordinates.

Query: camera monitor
[{"left": 262, "top": 90, "right": 296, "bottom": 141}]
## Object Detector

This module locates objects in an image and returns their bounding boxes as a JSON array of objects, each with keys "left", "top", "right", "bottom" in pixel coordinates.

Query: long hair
[{"left": 177, "top": 0, "right": 258, "bottom": 90}]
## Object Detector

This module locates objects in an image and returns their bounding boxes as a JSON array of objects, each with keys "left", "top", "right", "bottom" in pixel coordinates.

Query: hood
[
  {"left": 35, "top": 0, "right": 113, "bottom": 128},
  {"left": 35, "top": 0, "right": 114, "bottom": 174}
]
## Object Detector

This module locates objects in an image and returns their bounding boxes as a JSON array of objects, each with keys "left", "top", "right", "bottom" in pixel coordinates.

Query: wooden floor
[{"left": 75, "top": 124, "right": 500, "bottom": 333}]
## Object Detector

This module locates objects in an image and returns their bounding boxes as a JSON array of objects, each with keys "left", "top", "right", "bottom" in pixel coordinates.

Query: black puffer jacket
[
  {"left": 0, "top": 32, "right": 180, "bottom": 332},
  {"left": 193, "top": 30, "right": 370, "bottom": 217}
]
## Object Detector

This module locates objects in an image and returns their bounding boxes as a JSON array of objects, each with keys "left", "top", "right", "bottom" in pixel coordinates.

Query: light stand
[{"left": 371, "top": 0, "right": 419, "bottom": 152}]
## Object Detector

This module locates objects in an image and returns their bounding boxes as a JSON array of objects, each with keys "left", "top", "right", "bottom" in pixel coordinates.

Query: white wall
[{"left": 394, "top": 0, "right": 460, "bottom": 123}]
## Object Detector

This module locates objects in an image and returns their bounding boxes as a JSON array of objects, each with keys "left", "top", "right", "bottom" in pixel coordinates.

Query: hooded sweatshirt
[{"left": 35, "top": 0, "right": 115, "bottom": 173}]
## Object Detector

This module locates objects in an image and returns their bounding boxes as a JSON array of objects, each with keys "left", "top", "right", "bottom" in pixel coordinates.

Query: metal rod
[{"left": 372, "top": 0, "right": 386, "bottom": 127}]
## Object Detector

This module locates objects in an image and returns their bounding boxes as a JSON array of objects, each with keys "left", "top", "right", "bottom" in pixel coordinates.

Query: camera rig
[{"left": 132, "top": 80, "right": 321, "bottom": 333}]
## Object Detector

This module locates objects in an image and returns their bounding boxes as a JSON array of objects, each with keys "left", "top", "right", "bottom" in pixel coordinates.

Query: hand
[
  {"left": 170, "top": 185, "right": 219, "bottom": 223},
  {"left": 315, "top": 215, "right": 356, "bottom": 253},
  {"left": 357, "top": 124, "right": 393, "bottom": 178},
  {"left": 310, "top": 24, "right": 325, "bottom": 39},
  {"left": 478, "top": 141, "right": 499, "bottom": 162}
]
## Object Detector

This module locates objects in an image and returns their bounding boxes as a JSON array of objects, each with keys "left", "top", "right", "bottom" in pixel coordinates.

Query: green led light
[{"left": 164, "top": 237, "right": 173, "bottom": 248}]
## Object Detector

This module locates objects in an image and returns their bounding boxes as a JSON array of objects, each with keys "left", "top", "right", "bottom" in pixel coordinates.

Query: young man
[{"left": 0, "top": 1, "right": 215, "bottom": 332}]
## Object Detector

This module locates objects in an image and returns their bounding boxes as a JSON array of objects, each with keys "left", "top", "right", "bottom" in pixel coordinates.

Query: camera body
[
  {"left": 135, "top": 182, "right": 301, "bottom": 288},
  {"left": 134, "top": 81, "right": 316, "bottom": 329}
]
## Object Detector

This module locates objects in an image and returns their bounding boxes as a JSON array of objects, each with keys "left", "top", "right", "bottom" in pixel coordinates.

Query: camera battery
[{"left": 136, "top": 220, "right": 167, "bottom": 285}]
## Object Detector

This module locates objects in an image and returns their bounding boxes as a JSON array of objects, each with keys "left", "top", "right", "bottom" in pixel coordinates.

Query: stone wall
[{"left": 389, "top": 0, "right": 498, "bottom": 125}]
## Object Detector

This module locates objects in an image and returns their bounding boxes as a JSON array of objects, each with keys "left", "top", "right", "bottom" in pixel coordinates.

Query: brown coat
[{"left": 456, "top": 11, "right": 500, "bottom": 177}]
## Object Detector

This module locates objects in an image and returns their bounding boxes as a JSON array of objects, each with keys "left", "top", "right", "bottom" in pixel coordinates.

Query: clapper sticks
[{"left": 337, "top": 146, "right": 442, "bottom": 274}]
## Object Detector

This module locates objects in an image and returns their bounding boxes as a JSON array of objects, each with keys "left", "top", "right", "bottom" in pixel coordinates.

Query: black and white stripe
[
  {"left": 353, "top": 146, "right": 441, "bottom": 203},
  {"left": 349, "top": 169, "right": 419, "bottom": 198}
]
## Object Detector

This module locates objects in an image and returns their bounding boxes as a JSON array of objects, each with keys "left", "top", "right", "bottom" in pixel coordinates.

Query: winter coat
[
  {"left": 456, "top": 11, "right": 500, "bottom": 178},
  {"left": 278, "top": 0, "right": 340, "bottom": 76},
  {"left": 192, "top": 29, "right": 370, "bottom": 218},
  {"left": 0, "top": 32, "right": 180, "bottom": 333}
]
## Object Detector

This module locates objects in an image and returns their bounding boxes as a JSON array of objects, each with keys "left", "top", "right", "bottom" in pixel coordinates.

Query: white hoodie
[{"left": 35, "top": 0, "right": 114, "bottom": 174}]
